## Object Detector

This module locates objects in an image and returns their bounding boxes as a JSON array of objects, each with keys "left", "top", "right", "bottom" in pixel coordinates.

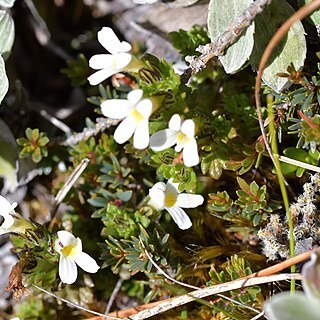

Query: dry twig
[{"left": 181, "top": 0, "right": 272, "bottom": 83}]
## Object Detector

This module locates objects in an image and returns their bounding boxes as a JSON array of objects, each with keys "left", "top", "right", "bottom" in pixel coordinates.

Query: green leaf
[
  {"left": 237, "top": 177, "right": 250, "bottom": 193},
  {"left": 0, "top": 119, "right": 18, "bottom": 192},
  {"left": 32, "top": 147, "right": 42, "bottom": 163},
  {"left": 116, "top": 190, "right": 132, "bottom": 202},
  {"left": 207, "top": 0, "right": 255, "bottom": 74},
  {"left": 249, "top": 0, "right": 306, "bottom": 92},
  {"left": 31, "top": 128, "right": 39, "bottom": 141},
  {"left": 38, "top": 136, "right": 49, "bottom": 147},
  {"left": 0, "top": 0, "right": 16, "bottom": 8},
  {"left": 25, "top": 128, "right": 33, "bottom": 140},
  {"left": 0, "top": 10, "right": 14, "bottom": 58},
  {"left": 264, "top": 291, "right": 319, "bottom": 320},
  {"left": 87, "top": 197, "right": 107, "bottom": 207},
  {"left": 298, "top": 0, "right": 320, "bottom": 27},
  {"left": 0, "top": 55, "right": 8, "bottom": 104},
  {"left": 168, "top": 25, "right": 210, "bottom": 58}
]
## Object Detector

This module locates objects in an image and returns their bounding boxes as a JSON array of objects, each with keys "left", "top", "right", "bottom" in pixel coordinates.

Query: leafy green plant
[{"left": 16, "top": 128, "right": 49, "bottom": 163}]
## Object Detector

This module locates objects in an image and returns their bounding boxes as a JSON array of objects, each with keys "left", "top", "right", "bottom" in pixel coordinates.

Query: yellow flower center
[
  {"left": 61, "top": 240, "right": 80, "bottom": 258},
  {"left": 131, "top": 109, "right": 144, "bottom": 123},
  {"left": 176, "top": 131, "right": 189, "bottom": 146},
  {"left": 164, "top": 190, "right": 177, "bottom": 207}
]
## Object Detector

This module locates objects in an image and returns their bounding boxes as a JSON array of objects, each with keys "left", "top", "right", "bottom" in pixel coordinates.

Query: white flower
[
  {"left": 0, "top": 195, "right": 17, "bottom": 235},
  {"left": 149, "top": 114, "right": 200, "bottom": 167},
  {"left": 87, "top": 27, "right": 132, "bottom": 85},
  {"left": 148, "top": 179, "right": 204, "bottom": 230},
  {"left": 101, "top": 89, "right": 153, "bottom": 149},
  {"left": 55, "top": 231, "right": 100, "bottom": 284}
]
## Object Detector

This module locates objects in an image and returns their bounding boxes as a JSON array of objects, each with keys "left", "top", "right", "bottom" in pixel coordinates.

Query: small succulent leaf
[
  {"left": 249, "top": 181, "right": 259, "bottom": 195},
  {"left": 0, "top": 55, "right": 8, "bottom": 104},
  {"left": 31, "top": 128, "right": 39, "bottom": 141},
  {"left": 32, "top": 147, "right": 42, "bottom": 163},
  {"left": 88, "top": 197, "right": 108, "bottom": 207},
  {"left": 237, "top": 177, "right": 250, "bottom": 193},
  {"left": 209, "top": 159, "right": 223, "bottom": 180},
  {"left": 264, "top": 291, "right": 319, "bottom": 320},
  {"left": 40, "top": 147, "right": 48, "bottom": 157},
  {"left": 207, "top": 0, "right": 255, "bottom": 74},
  {"left": 116, "top": 190, "right": 132, "bottom": 202},
  {"left": 16, "top": 137, "right": 27, "bottom": 146},
  {"left": 38, "top": 136, "right": 49, "bottom": 146},
  {"left": 25, "top": 128, "right": 33, "bottom": 140},
  {"left": 249, "top": 0, "right": 306, "bottom": 92},
  {"left": 0, "top": 10, "right": 14, "bottom": 58}
]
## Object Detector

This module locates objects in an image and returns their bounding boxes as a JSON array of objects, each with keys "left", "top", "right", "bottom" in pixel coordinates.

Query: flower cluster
[
  {"left": 87, "top": 27, "right": 200, "bottom": 167},
  {"left": 87, "top": 27, "right": 204, "bottom": 230}
]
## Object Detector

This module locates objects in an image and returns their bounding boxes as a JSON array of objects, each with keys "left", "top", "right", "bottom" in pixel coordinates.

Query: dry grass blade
[
  {"left": 32, "top": 284, "right": 123, "bottom": 320},
  {"left": 129, "top": 273, "right": 302, "bottom": 319}
]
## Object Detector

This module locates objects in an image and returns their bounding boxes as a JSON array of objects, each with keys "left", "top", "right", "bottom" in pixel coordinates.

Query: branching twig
[
  {"left": 181, "top": 0, "right": 272, "bottom": 83},
  {"left": 61, "top": 118, "right": 120, "bottom": 147}
]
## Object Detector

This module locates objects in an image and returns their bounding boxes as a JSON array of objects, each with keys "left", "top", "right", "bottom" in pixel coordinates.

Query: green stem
[{"left": 267, "top": 94, "right": 295, "bottom": 292}]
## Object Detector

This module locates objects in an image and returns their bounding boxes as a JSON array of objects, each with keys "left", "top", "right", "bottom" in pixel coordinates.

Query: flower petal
[
  {"left": 166, "top": 207, "right": 192, "bottom": 230},
  {"left": 149, "top": 182, "right": 166, "bottom": 209},
  {"left": 98, "top": 27, "right": 131, "bottom": 54},
  {"left": 133, "top": 119, "right": 150, "bottom": 150},
  {"left": 182, "top": 138, "right": 199, "bottom": 167},
  {"left": 101, "top": 99, "right": 133, "bottom": 119},
  {"left": 59, "top": 255, "right": 78, "bottom": 284},
  {"left": 0, "top": 227, "right": 10, "bottom": 235},
  {"left": 175, "top": 193, "right": 204, "bottom": 208},
  {"left": 150, "top": 129, "right": 178, "bottom": 152},
  {"left": 87, "top": 68, "right": 117, "bottom": 86},
  {"left": 167, "top": 179, "right": 180, "bottom": 194},
  {"left": 136, "top": 99, "right": 153, "bottom": 118},
  {"left": 1, "top": 213, "right": 14, "bottom": 229},
  {"left": 150, "top": 181, "right": 166, "bottom": 192},
  {"left": 0, "top": 195, "right": 17, "bottom": 217},
  {"left": 89, "top": 53, "right": 132, "bottom": 77},
  {"left": 57, "top": 230, "right": 76, "bottom": 247},
  {"left": 114, "top": 117, "right": 137, "bottom": 144},
  {"left": 113, "top": 53, "right": 132, "bottom": 70},
  {"left": 127, "top": 89, "right": 143, "bottom": 105},
  {"left": 181, "top": 119, "right": 195, "bottom": 138},
  {"left": 169, "top": 114, "right": 182, "bottom": 131},
  {"left": 88, "top": 54, "right": 115, "bottom": 69},
  {"left": 74, "top": 252, "right": 100, "bottom": 273}
]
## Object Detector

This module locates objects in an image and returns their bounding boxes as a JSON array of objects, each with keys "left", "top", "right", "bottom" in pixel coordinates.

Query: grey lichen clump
[{"left": 258, "top": 174, "right": 320, "bottom": 260}]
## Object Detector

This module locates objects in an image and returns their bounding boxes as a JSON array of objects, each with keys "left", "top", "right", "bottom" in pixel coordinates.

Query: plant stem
[{"left": 267, "top": 94, "right": 295, "bottom": 292}]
